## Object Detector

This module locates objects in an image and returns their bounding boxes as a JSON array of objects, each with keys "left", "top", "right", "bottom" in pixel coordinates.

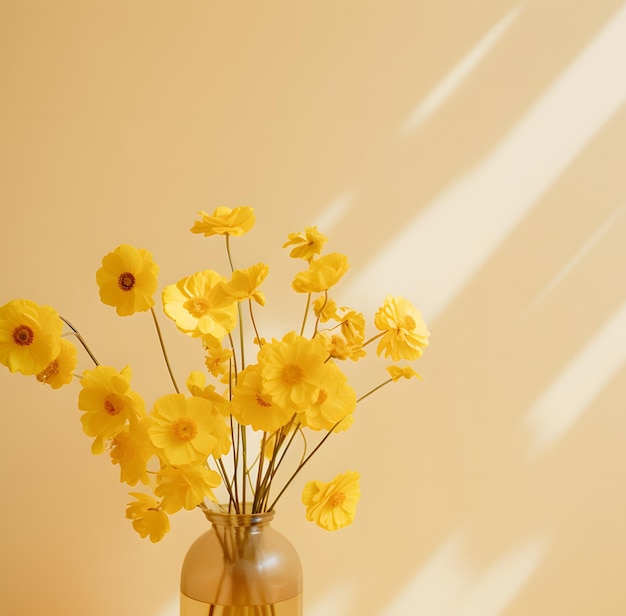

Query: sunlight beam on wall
[
  {"left": 342, "top": 5, "right": 626, "bottom": 323},
  {"left": 525, "top": 300, "right": 626, "bottom": 457},
  {"left": 399, "top": 5, "right": 524, "bottom": 136}
]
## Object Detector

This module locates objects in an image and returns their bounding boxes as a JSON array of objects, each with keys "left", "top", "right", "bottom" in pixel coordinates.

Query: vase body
[{"left": 180, "top": 509, "right": 303, "bottom": 615}]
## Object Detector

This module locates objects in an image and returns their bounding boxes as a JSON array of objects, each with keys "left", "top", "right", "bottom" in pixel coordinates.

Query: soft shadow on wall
[{"left": 0, "top": 1, "right": 625, "bottom": 615}]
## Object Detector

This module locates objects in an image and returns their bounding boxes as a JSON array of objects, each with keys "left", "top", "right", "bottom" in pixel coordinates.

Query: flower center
[
  {"left": 12, "top": 325, "right": 34, "bottom": 346},
  {"left": 185, "top": 297, "right": 211, "bottom": 317},
  {"left": 255, "top": 393, "right": 272, "bottom": 408},
  {"left": 118, "top": 272, "right": 136, "bottom": 292},
  {"left": 172, "top": 417, "right": 198, "bottom": 442},
  {"left": 329, "top": 492, "right": 346, "bottom": 507},
  {"left": 36, "top": 360, "right": 59, "bottom": 383},
  {"left": 281, "top": 363, "right": 304, "bottom": 386},
  {"left": 104, "top": 394, "right": 123, "bottom": 416}
]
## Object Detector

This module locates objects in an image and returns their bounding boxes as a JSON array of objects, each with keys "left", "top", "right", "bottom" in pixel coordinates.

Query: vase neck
[{"left": 203, "top": 507, "right": 275, "bottom": 529}]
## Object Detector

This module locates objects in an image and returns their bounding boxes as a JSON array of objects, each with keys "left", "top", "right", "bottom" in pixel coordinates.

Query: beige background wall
[{"left": 1, "top": 1, "right": 625, "bottom": 614}]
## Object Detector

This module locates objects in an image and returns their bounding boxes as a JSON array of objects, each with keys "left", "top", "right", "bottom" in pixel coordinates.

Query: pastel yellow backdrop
[{"left": 1, "top": 1, "right": 625, "bottom": 615}]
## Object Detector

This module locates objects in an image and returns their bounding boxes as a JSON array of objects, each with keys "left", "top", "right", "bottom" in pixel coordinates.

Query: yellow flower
[
  {"left": 109, "top": 420, "right": 154, "bottom": 486},
  {"left": 190, "top": 206, "right": 256, "bottom": 237},
  {"left": 162, "top": 270, "right": 237, "bottom": 339},
  {"left": 78, "top": 365, "right": 146, "bottom": 455},
  {"left": 148, "top": 394, "right": 222, "bottom": 466},
  {"left": 316, "top": 331, "right": 365, "bottom": 362},
  {"left": 298, "top": 362, "right": 356, "bottom": 432},
  {"left": 0, "top": 299, "right": 63, "bottom": 375},
  {"left": 313, "top": 295, "right": 339, "bottom": 322},
  {"left": 386, "top": 365, "right": 422, "bottom": 382},
  {"left": 339, "top": 309, "right": 365, "bottom": 346},
  {"left": 36, "top": 337, "right": 78, "bottom": 389},
  {"left": 219, "top": 263, "right": 269, "bottom": 306},
  {"left": 232, "top": 364, "right": 292, "bottom": 433},
  {"left": 155, "top": 464, "right": 221, "bottom": 514},
  {"left": 96, "top": 244, "right": 159, "bottom": 316},
  {"left": 374, "top": 296, "right": 430, "bottom": 361},
  {"left": 202, "top": 338, "right": 232, "bottom": 380},
  {"left": 125, "top": 493, "right": 170, "bottom": 542},
  {"left": 283, "top": 226, "right": 328, "bottom": 262},
  {"left": 257, "top": 331, "right": 327, "bottom": 411},
  {"left": 302, "top": 470, "right": 361, "bottom": 531},
  {"left": 292, "top": 253, "right": 349, "bottom": 294}
]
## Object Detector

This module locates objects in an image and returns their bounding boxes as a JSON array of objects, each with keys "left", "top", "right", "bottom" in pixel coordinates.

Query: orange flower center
[
  {"left": 281, "top": 363, "right": 304, "bottom": 385},
  {"left": 104, "top": 395, "right": 123, "bottom": 416},
  {"left": 255, "top": 393, "right": 272, "bottom": 408},
  {"left": 12, "top": 324, "right": 34, "bottom": 346},
  {"left": 329, "top": 491, "right": 346, "bottom": 507},
  {"left": 118, "top": 272, "right": 136, "bottom": 292},
  {"left": 172, "top": 417, "right": 198, "bottom": 442},
  {"left": 36, "top": 360, "right": 59, "bottom": 383},
  {"left": 185, "top": 297, "right": 211, "bottom": 317}
]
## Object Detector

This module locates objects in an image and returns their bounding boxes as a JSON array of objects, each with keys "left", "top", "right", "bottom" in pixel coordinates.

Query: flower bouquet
[{"left": 0, "top": 206, "right": 430, "bottom": 541}]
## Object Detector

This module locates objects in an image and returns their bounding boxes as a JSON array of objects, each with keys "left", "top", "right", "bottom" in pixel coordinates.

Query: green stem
[{"left": 150, "top": 307, "right": 180, "bottom": 394}]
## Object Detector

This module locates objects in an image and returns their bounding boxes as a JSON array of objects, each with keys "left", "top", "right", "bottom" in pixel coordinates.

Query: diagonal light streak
[
  {"left": 342, "top": 5, "right": 626, "bottom": 323},
  {"left": 399, "top": 5, "right": 524, "bottom": 135},
  {"left": 526, "top": 205, "right": 625, "bottom": 313},
  {"left": 525, "top": 299, "right": 626, "bottom": 456}
]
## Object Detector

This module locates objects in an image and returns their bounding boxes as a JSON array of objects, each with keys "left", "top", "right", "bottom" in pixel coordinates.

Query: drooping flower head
[
  {"left": 218, "top": 263, "right": 269, "bottom": 306},
  {"left": 162, "top": 270, "right": 237, "bottom": 339},
  {"left": 96, "top": 244, "right": 159, "bottom": 316},
  {"left": 283, "top": 226, "right": 328, "bottom": 262},
  {"left": 36, "top": 337, "right": 78, "bottom": 389},
  {"left": 148, "top": 393, "right": 224, "bottom": 466},
  {"left": 125, "top": 493, "right": 170, "bottom": 542},
  {"left": 78, "top": 365, "right": 146, "bottom": 454},
  {"left": 292, "top": 253, "right": 349, "bottom": 294},
  {"left": 109, "top": 420, "right": 155, "bottom": 486},
  {"left": 257, "top": 331, "right": 327, "bottom": 412},
  {"left": 0, "top": 299, "right": 63, "bottom": 375},
  {"left": 374, "top": 296, "right": 430, "bottom": 361},
  {"left": 190, "top": 206, "right": 255, "bottom": 237},
  {"left": 386, "top": 365, "right": 422, "bottom": 382},
  {"left": 302, "top": 470, "right": 361, "bottom": 531}
]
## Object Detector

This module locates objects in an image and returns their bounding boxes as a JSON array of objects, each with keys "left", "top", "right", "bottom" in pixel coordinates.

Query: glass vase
[{"left": 180, "top": 508, "right": 303, "bottom": 615}]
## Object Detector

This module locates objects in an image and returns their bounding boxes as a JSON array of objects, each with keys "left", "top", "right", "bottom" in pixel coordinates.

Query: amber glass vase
[{"left": 180, "top": 508, "right": 303, "bottom": 615}]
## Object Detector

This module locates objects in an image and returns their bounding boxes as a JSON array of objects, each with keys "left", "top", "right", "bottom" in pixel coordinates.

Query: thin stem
[
  {"left": 150, "top": 307, "right": 179, "bottom": 393},
  {"left": 248, "top": 299, "right": 262, "bottom": 345},
  {"left": 361, "top": 331, "right": 385, "bottom": 348},
  {"left": 60, "top": 317, "right": 99, "bottom": 366},
  {"left": 357, "top": 378, "right": 394, "bottom": 403},
  {"left": 300, "top": 293, "right": 312, "bottom": 336}
]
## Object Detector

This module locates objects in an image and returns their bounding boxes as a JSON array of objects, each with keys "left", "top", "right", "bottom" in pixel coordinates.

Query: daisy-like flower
[
  {"left": 0, "top": 299, "right": 63, "bottom": 375},
  {"left": 125, "top": 493, "right": 170, "bottom": 542},
  {"left": 283, "top": 226, "right": 328, "bottom": 262},
  {"left": 257, "top": 331, "right": 327, "bottom": 411},
  {"left": 291, "top": 253, "right": 349, "bottom": 294},
  {"left": 386, "top": 365, "right": 422, "bottom": 382},
  {"left": 96, "top": 244, "right": 159, "bottom": 316},
  {"left": 374, "top": 296, "right": 430, "bottom": 361},
  {"left": 155, "top": 464, "right": 221, "bottom": 514},
  {"left": 109, "top": 420, "right": 154, "bottom": 486},
  {"left": 78, "top": 365, "right": 146, "bottom": 455},
  {"left": 298, "top": 361, "right": 356, "bottom": 432},
  {"left": 302, "top": 470, "right": 361, "bottom": 531},
  {"left": 162, "top": 270, "right": 237, "bottom": 339},
  {"left": 218, "top": 263, "right": 269, "bottom": 306},
  {"left": 36, "top": 337, "right": 78, "bottom": 389},
  {"left": 231, "top": 364, "right": 292, "bottom": 433},
  {"left": 190, "top": 206, "right": 255, "bottom": 237},
  {"left": 148, "top": 393, "right": 222, "bottom": 466}
]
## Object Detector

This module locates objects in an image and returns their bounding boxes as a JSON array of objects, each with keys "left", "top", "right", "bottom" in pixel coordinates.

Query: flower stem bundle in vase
[{"left": 0, "top": 206, "right": 430, "bottom": 614}]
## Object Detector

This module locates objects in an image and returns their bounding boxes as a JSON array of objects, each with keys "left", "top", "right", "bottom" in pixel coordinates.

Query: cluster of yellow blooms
[{"left": 0, "top": 207, "right": 429, "bottom": 542}]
